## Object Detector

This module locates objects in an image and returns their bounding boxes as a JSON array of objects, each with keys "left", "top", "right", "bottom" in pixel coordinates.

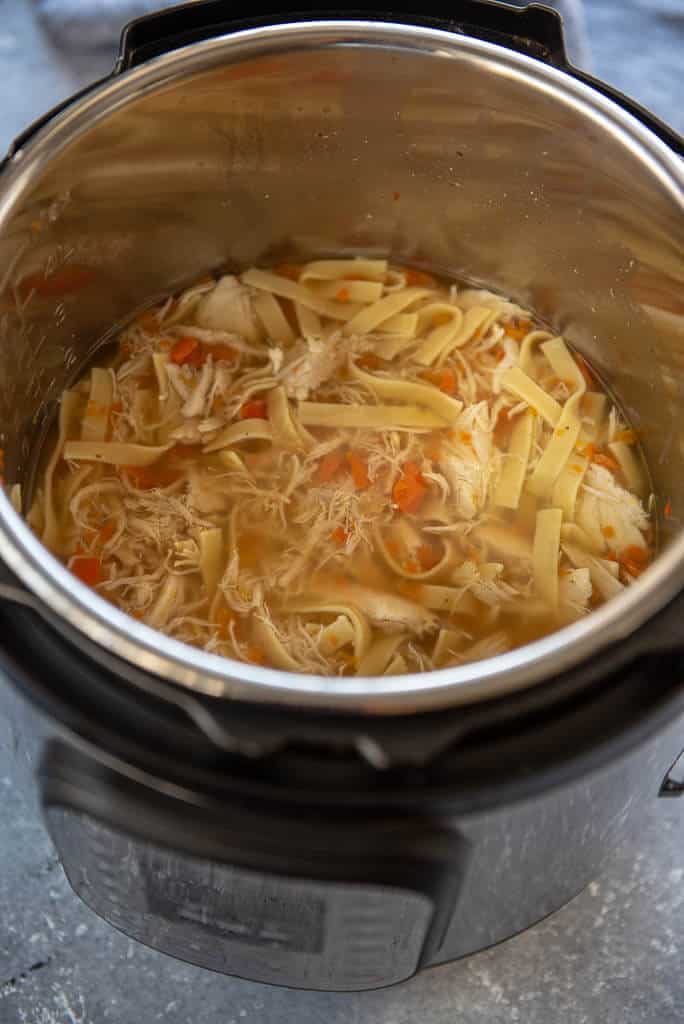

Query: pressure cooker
[{"left": 0, "top": 0, "right": 682, "bottom": 992}]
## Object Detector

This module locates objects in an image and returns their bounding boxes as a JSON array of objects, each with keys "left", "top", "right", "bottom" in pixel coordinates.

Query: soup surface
[{"left": 27, "top": 259, "right": 653, "bottom": 675}]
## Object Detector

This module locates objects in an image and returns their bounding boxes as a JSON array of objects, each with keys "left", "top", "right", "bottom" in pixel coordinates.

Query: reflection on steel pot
[{"left": 0, "top": 0, "right": 681, "bottom": 992}]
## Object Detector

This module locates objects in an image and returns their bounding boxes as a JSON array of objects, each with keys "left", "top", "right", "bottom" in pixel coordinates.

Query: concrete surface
[{"left": 0, "top": 1, "right": 682, "bottom": 1021}]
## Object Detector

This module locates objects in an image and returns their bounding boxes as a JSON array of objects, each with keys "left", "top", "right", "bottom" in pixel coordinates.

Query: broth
[{"left": 25, "top": 260, "right": 654, "bottom": 676}]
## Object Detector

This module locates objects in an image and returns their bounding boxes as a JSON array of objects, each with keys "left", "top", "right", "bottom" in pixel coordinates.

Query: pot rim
[{"left": 0, "top": 19, "right": 682, "bottom": 713}]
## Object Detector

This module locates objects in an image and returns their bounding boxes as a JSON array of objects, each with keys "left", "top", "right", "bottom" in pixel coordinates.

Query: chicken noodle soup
[{"left": 25, "top": 260, "right": 653, "bottom": 675}]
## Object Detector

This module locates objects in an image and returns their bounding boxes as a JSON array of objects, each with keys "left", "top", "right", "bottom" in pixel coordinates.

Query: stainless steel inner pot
[{"left": 0, "top": 19, "right": 682, "bottom": 712}]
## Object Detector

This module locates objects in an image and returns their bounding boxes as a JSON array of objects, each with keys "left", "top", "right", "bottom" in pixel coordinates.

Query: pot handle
[{"left": 116, "top": 0, "right": 568, "bottom": 72}]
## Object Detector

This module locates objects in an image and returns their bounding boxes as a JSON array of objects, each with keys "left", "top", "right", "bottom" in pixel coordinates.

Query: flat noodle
[
  {"left": 609, "top": 440, "right": 646, "bottom": 497},
  {"left": 343, "top": 287, "right": 430, "bottom": 335},
  {"left": 526, "top": 392, "right": 583, "bottom": 498},
  {"left": 203, "top": 419, "right": 273, "bottom": 453},
  {"left": 315, "top": 579, "right": 438, "bottom": 634},
  {"left": 309, "top": 280, "right": 384, "bottom": 303},
  {"left": 300, "top": 259, "right": 388, "bottom": 282},
  {"left": 41, "top": 393, "right": 85, "bottom": 551},
  {"left": 252, "top": 615, "right": 302, "bottom": 671},
  {"left": 350, "top": 363, "right": 462, "bottom": 424},
  {"left": 563, "top": 542, "right": 625, "bottom": 600},
  {"left": 437, "top": 307, "right": 499, "bottom": 364},
  {"left": 552, "top": 453, "right": 588, "bottom": 519},
  {"left": 294, "top": 301, "right": 321, "bottom": 337},
  {"left": 267, "top": 386, "right": 306, "bottom": 449},
  {"left": 298, "top": 402, "right": 446, "bottom": 430},
  {"left": 432, "top": 628, "right": 466, "bottom": 667},
  {"left": 473, "top": 522, "right": 533, "bottom": 561},
  {"left": 494, "top": 410, "right": 534, "bottom": 509},
  {"left": 287, "top": 598, "right": 372, "bottom": 657},
  {"left": 373, "top": 522, "right": 451, "bottom": 580},
  {"left": 413, "top": 304, "right": 464, "bottom": 365},
  {"left": 579, "top": 392, "right": 608, "bottom": 444},
  {"left": 356, "top": 633, "right": 404, "bottom": 675},
  {"left": 519, "top": 330, "right": 554, "bottom": 373},
  {"left": 501, "top": 367, "right": 562, "bottom": 426},
  {"left": 414, "top": 584, "right": 479, "bottom": 615},
  {"left": 242, "top": 268, "right": 363, "bottom": 321},
  {"left": 540, "top": 336, "right": 585, "bottom": 391},
  {"left": 63, "top": 440, "right": 173, "bottom": 466},
  {"left": 253, "top": 291, "right": 295, "bottom": 345},
  {"left": 378, "top": 313, "right": 419, "bottom": 337},
  {"left": 533, "top": 508, "right": 563, "bottom": 610},
  {"left": 199, "top": 527, "right": 224, "bottom": 600},
  {"left": 81, "top": 368, "right": 112, "bottom": 442}
]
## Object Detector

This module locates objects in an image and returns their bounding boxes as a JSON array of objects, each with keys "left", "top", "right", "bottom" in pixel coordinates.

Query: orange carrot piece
[
  {"left": 601, "top": 525, "right": 615, "bottom": 539},
  {"left": 404, "top": 268, "right": 435, "bottom": 288},
  {"left": 347, "top": 452, "right": 371, "bottom": 490},
  {"left": 170, "top": 336, "right": 203, "bottom": 366},
  {"left": 238, "top": 399, "right": 268, "bottom": 420},
  {"left": 621, "top": 545, "right": 649, "bottom": 567},
  {"left": 316, "top": 451, "right": 345, "bottom": 483},
  {"left": 335, "top": 287, "right": 351, "bottom": 303},
  {"left": 593, "top": 452, "right": 620, "bottom": 473},
  {"left": 392, "top": 462, "right": 427, "bottom": 514},
  {"left": 417, "top": 543, "right": 441, "bottom": 570},
  {"left": 664, "top": 499, "right": 673, "bottom": 519},
  {"left": 330, "top": 526, "right": 348, "bottom": 546},
  {"left": 504, "top": 319, "right": 532, "bottom": 341},
  {"left": 71, "top": 556, "right": 102, "bottom": 587}
]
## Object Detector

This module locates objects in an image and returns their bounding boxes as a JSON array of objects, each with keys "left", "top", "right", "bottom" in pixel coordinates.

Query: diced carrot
[
  {"left": 136, "top": 309, "right": 161, "bottom": 332},
  {"left": 601, "top": 525, "right": 615, "bottom": 539},
  {"left": 593, "top": 452, "right": 620, "bottom": 473},
  {"left": 614, "top": 429, "right": 637, "bottom": 445},
  {"left": 357, "top": 352, "right": 384, "bottom": 370},
  {"left": 385, "top": 538, "right": 401, "bottom": 557},
  {"left": 421, "top": 367, "right": 456, "bottom": 394},
  {"left": 580, "top": 442, "right": 596, "bottom": 461},
  {"left": 417, "top": 543, "right": 441, "bottom": 570},
  {"left": 246, "top": 644, "right": 266, "bottom": 665},
  {"left": 207, "top": 344, "right": 236, "bottom": 362},
  {"left": 392, "top": 191, "right": 401, "bottom": 201},
  {"left": 504, "top": 319, "right": 532, "bottom": 341},
  {"left": 621, "top": 545, "right": 649, "bottom": 567},
  {"left": 98, "top": 521, "right": 116, "bottom": 544},
  {"left": 347, "top": 452, "right": 371, "bottom": 490},
  {"left": 621, "top": 559, "right": 645, "bottom": 579},
  {"left": 335, "top": 286, "right": 351, "bottom": 303},
  {"left": 170, "top": 336, "right": 204, "bottom": 366},
  {"left": 575, "top": 353, "right": 596, "bottom": 388},
  {"left": 238, "top": 399, "right": 268, "bottom": 420},
  {"left": 330, "top": 526, "right": 348, "bottom": 546},
  {"left": 19, "top": 265, "right": 96, "bottom": 299},
  {"left": 274, "top": 263, "right": 302, "bottom": 281},
  {"left": 460, "top": 430, "right": 473, "bottom": 445},
  {"left": 404, "top": 268, "right": 435, "bottom": 288},
  {"left": 664, "top": 499, "right": 673, "bottom": 519},
  {"left": 71, "top": 556, "right": 102, "bottom": 587},
  {"left": 110, "top": 401, "right": 123, "bottom": 414},
  {"left": 214, "top": 606, "right": 235, "bottom": 639},
  {"left": 316, "top": 450, "right": 345, "bottom": 483},
  {"left": 404, "top": 559, "right": 420, "bottom": 574},
  {"left": 392, "top": 462, "right": 427, "bottom": 514}
]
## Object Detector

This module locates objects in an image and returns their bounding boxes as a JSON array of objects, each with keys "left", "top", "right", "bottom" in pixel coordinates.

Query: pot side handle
[{"left": 116, "top": 0, "right": 568, "bottom": 71}]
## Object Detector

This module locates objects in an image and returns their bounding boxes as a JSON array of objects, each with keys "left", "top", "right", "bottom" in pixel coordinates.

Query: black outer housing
[{"left": 1, "top": 0, "right": 683, "bottom": 991}]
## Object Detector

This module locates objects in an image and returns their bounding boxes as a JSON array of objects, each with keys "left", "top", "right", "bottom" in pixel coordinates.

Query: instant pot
[{"left": 0, "top": 0, "right": 683, "bottom": 992}]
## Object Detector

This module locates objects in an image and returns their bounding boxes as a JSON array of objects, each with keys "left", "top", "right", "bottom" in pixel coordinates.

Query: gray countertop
[{"left": 1, "top": 1, "right": 682, "bottom": 1021}]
